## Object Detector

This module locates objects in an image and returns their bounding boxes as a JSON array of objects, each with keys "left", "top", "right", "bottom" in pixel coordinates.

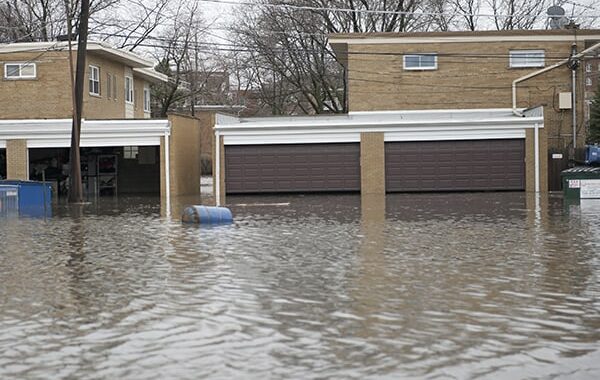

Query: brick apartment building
[
  {"left": 329, "top": 29, "right": 600, "bottom": 190},
  {"left": 0, "top": 41, "right": 206, "bottom": 201},
  {"left": 209, "top": 29, "right": 600, "bottom": 200}
]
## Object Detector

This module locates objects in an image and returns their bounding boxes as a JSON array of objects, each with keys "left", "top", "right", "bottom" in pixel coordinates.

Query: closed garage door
[
  {"left": 225, "top": 143, "right": 360, "bottom": 193},
  {"left": 386, "top": 139, "right": 525, "bottom": 192}
]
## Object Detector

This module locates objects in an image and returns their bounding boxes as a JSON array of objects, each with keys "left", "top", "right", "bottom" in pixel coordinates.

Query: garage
[
  {"left": 214, "top": 109, "right": 544, "bottom": 204},
  {"left": 225, "top": 143, "right": 360, "bottom": 193},
  {"left": 385, "top": 139, "right": 525, "bottom": 192}
]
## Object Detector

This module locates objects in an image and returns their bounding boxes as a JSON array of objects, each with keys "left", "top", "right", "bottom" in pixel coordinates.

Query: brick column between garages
[
  {"left": 360, "top": 132, "right": 385, "bottom": 195},
  {"left": 6, "top": 139, "right": 28, "bottom": 180}
]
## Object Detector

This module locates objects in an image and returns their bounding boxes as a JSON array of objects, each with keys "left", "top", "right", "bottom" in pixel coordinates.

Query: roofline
[
  {"left": 0, "top": 41, "right": 153, "bottom": 68},
  {"left": 329, "top": 29, "right": 600, "bottom": 46},
  {"left": 215, "top": 108, "right": 544, "bottom": 131},
  {"left": 133, "top": 67, "right": 169, "bottom": 84}
]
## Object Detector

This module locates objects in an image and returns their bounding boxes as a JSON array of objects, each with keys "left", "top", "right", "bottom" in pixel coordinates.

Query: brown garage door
[
  {"left": 386, "top": 139, "right": 525, "bottom": 192},
  {"left": 225, "top": 143, "right": 360, "bottom": 193}
]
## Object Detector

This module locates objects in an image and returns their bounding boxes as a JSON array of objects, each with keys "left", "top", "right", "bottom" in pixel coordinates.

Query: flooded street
[{"left": 1, "top": 192, "right": 600, "bottom": 379}]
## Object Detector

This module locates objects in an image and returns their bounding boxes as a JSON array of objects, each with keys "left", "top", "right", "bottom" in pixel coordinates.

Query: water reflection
[{"left": 1, "top": 192, "right": 600, "bottom": 379}]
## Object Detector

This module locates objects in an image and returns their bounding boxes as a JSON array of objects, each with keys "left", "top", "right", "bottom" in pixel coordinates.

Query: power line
[{"left": 193, "top": 0, "right": 600, "bottom": 19}]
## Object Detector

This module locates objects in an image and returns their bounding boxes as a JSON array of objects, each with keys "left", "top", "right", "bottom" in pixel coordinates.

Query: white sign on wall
[
  {"left": 569, "top": 179, "right": 581, "bottom": 189},
  {"left": 580, "top": 179, "right": 600, "bottom": 199}
]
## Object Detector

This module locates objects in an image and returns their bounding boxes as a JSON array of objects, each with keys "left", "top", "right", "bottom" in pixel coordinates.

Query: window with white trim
[
  {"left": 143, "top": 88, "right": 151, "bottom": 112},
  {"left": 123, "top": 146, "right": 139, "bottom": 159},
  {"left": 89, "top": 65, "right": 100, "bottom": 95},
  {"left": 403, "top": 54, "right": 437, "bottom": 70},
  {"left": 125, "top": 76, "right": 134, "bottom": 103},
  {"left": 4, "top": 62, "right": 36, "bottom": 79},
  {"left": 586, "top": 63, "right": 592, "bottom": 73},
  {"left": 509, "top": 50, "right": 545, "bottom": 68},
  {"left": 586, "top": 77, "right": 593, "bottom": 87}
]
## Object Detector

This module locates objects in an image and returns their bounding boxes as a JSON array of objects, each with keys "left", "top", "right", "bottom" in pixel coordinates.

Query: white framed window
[
  {"left": 586, "top": 77, "right": 593, "bottom": 87},
  {"left": 89, "top": 65, "right": 100, "bottom": 95},
  {"left": 123, "top": 146, "right": 139, "bottom": 159},
  {"left": 143, "top": 88, "right": 151, "bottom": 112},
  {"left": 509, "top": 50, "right": 545, "bottom": 68},
  {"left": 4, "top": 62, "right": 36, "bottom": 79},
  {"left": 125, "top": 76, "right": 134, "bottom": 103},
  {"left": 403, "top": 54, "right": 437, "bottom": 70},
  {"left": 586, "top": 63, "right": 592, "bottom": 73}
]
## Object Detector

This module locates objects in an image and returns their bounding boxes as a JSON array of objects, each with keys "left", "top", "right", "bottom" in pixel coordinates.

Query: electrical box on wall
[{"left": 559, "top": 92, "right": 572, "bottom": 109}]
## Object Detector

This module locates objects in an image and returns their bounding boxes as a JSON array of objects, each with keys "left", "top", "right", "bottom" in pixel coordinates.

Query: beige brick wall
[
  {"left": 6, "top": 139, "right": 28, "bottom": 180},
  {"left": 360, "top": 132, "right": 385, "bottom": 194},
  {"left": 133, "top": 78, "right": 147, "bottom": 119},
  {"left": 347, "top": 40, "right": 587, "bottom": 151},
  {"left": 166, "top": 114, "right": 202, "bottom": 196},
  {"left": 1, "top": 51, "right": 72, "bottom": 119},
  {"left": 1, "top": 50, "right": 155, "bottom": 120},
  {"left": 84, "top": 52, "right": 126, "bottom": 119}
]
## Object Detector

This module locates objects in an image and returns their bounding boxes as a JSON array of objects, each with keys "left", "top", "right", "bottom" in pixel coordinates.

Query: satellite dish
[
  {"left": 547, "top": 5, "right": 568, "bottom": 29},
  {"left": 547, "top": 5, "right": 566, "bottom": 17}
]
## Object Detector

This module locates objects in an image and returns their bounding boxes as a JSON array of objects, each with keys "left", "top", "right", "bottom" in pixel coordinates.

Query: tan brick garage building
[
  {"left": 213, "top": 108, "right": 544, "bottom": 205},
  {"left": 0, "top": 114, "right": 206, "bottom": 205}
]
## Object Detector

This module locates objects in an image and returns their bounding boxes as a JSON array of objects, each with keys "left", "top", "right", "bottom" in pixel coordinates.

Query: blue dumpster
[
  {"left": 0, "top": 185, "right": 19, "bottom": 216},
  {"left": 585, "top": 145, "right": 600, "bottom": 165},
  {"left": 0, "top": 180, "right": 52, "bottom": 217}
]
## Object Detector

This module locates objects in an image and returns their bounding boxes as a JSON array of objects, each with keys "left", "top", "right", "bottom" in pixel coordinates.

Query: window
[
  {"left": 123, "top": 146, "right": 139, "bottom": 159},
  {"left": 509, "top": 50, "right": 545, "bottom": 68},
  {"left": 403, "top": 54, "right": 437, "bottom": 70},
  {"left": 4, "top": 62, "right": 36, "bottom": 79},
  {"left": 586, "top": 77, "right": 593, "bottom": 87},
  {"left": 107, "top": 73, "right": 112, "bottom": 100},
  {"left": 586, "top": 63, "right": 592, "bottom": 73},
  {"left": 143, "top": 88, "right": 151, "bottom": 112},
  {"left": 89, "top": 65, "right": 100, "bottom": 95},
  {"left": 125, "top": 76, "right": 134, "bottom": 103}
]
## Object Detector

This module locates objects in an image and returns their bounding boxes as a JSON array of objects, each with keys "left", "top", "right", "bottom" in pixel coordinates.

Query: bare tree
[{"left": 150, "top": 2, "right": 208, "bottom": 117}]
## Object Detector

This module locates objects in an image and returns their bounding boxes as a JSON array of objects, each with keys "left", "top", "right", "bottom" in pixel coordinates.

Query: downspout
[
  {"left": 215, "top": 129, "right": 221, "bottom": 207},
  {"left": 534, "top": 122, "right": 540, "bottom": 193},
  {"left": 164, "top": 121, "right": 171, "bottom": 217},
  {"left": 512, "top": 41, "right": 600, "bottom": 117}
]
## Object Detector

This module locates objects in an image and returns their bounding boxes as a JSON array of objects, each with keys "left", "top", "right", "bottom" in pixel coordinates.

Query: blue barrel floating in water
[{"left": 182, "top": 206, "right": 233, "bottom": 224}]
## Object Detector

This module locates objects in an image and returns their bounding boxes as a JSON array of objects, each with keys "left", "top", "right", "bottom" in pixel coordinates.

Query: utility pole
[
  {"left": 69, "top": 0, "right": 90, "bottom": 203},
  {"left": 567, "top": 43, "right": 580, "bottom": 154}
]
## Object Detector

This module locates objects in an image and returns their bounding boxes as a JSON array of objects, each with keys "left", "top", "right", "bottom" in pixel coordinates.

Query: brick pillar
[
  {"left": 6, "top": 139, "right": 28, "bottom": 180},
  {"left": 212, "top": 135, "right": 226, "bottom": 205},
  {"left": 160, "top": 113, "right": 207, "bottom": 202},
  {"left": 360, "top": 132, "right": 385, "bottom": 195},
  {"left": 525, "top": 128, "right": 548, "bottom": 193}
]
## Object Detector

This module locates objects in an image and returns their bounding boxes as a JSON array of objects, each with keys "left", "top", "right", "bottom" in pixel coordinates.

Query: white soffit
[
  {"left": 216, "top": 109, "right": 543, "bottom": 145},
  {"left": 0, "top": 119, "right": 169, "bottom": 148}
]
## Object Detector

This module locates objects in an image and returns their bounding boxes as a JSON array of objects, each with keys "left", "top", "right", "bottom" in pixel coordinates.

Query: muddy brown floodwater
[{"left": 1, "top": 192, "right": 600, "bottom": 379}]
